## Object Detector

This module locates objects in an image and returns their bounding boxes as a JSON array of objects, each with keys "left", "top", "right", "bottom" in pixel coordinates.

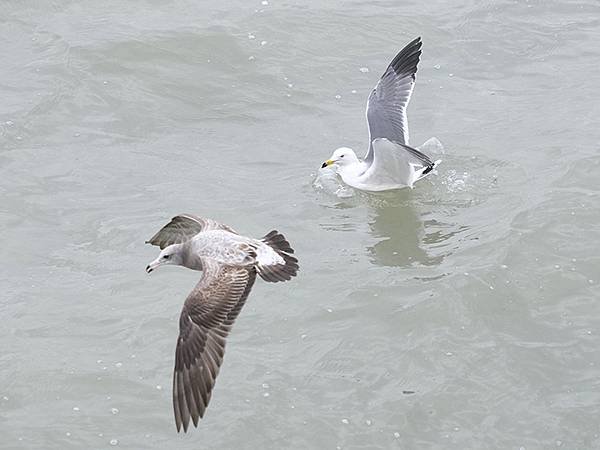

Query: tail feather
[
  {"left": 262, "top": 230, "right": 293, "bottom": 253},
  {"left": 257, "top": 230, "right": 299, "bottom": 283}
]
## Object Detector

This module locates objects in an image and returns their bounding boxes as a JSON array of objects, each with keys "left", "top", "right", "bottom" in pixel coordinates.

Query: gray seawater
[{"left": 2, "top": 0, "right": 599, "bottom": 448}]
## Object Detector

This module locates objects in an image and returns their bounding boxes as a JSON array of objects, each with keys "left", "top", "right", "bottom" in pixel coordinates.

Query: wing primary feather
[
  {"left": 172, "top": 261, "right": 257, "bottom": 431},
  {"left": 147, "top": 214, "right": 237, "bottom": 249},
  {"left": 365, "top": 37, "right": 422, "bottom": 164}
]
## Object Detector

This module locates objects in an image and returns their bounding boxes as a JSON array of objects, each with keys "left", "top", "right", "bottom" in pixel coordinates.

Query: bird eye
[
  {"left": 340, "top": 154, "right": 345, "bottom": 158},
  {"left": 163, "top": 254, "right": 170, "bottom": 260}
]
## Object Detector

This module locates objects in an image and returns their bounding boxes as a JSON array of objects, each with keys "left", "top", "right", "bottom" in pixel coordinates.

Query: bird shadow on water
[
  {"left": 315, "top": 186, "right": 461, "bottom": 269},
  {"left": 363, "top": 187, "right": 472, "bottom": 269},
  {"left": 366, "top": 197, "right": 447, "bottom": 268}
]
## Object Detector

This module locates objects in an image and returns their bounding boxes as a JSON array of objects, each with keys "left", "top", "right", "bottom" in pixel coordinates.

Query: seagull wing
[
  {"left": 173, "top": 257, "right": 256, "bottom": 432},
  {"left": 357, "top": 138, "right": 437, "bottom": 190},
  {"left": 146, "top": 214, "right": 237, "bottom": 249},
  {"left": 365, "top": 37, "right": 422, "bottom": 164}
]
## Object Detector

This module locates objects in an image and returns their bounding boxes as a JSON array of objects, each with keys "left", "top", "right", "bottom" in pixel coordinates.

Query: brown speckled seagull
[{"left": 145, "top": 214, "right": 298, "bottom": 432}]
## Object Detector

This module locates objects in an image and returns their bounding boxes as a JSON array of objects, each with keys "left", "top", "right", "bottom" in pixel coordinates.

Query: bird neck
[
  {"left": 338, "top": 160, "right": 367, "bottom": 178},
  {"left": 179, "top": 244, "right": 204, "bottom": 271}
]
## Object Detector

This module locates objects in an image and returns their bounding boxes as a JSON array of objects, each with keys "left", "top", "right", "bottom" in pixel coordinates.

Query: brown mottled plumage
[{"left": 146, "top": 214, "right": 298, "bottom": 431}]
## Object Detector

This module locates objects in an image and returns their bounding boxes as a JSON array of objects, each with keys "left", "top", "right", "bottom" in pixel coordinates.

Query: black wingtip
[
  {"left": 422, "top": 164, "right": 434, "bottom": 176},
  {"left": 389, "top": 36, "right": 422, "bottom": 78}
]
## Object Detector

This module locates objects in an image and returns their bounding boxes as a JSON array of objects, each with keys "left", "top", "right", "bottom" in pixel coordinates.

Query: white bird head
[
  {"left": 321, "top": 147, "right": 360, "bottom": 169},
  {"left": 146, "top": 243, "right": 184, "bottom": 273}
]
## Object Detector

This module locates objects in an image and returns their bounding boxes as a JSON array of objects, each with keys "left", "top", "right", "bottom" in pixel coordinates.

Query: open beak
[{"left": 321, "top": 159, "right": 334, "bottom": 169}]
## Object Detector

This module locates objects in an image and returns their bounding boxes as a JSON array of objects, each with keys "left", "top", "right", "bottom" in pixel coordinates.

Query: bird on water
[{"left": 321, "top": 37, "right": 441, "bottom": 191}]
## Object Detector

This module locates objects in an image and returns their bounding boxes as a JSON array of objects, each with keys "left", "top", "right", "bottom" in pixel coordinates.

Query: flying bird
[
  {"left": 145, "top": 214, "right": 298, "bottom": 431},
  {"left": 321, "top": 37, "right": 441, "bottom": 191}
]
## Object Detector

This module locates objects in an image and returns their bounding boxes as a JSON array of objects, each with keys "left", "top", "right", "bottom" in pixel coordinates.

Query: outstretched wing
[
  {"left": 173, "top": 258, "right": 256, "bottom": 432},
  {"left": 146, "top": 214, "right": 236, "bottom": 249},
  {"left": 365, "top": 37, "right": 422, "bottom": 164},
  {"left": 358, "top": 138, "right": 436, "bottom": 190}
]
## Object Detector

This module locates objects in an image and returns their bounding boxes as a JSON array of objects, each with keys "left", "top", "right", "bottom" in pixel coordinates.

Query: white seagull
[{"left": 321, "top": 37, "right": 441, "bottom": 191}]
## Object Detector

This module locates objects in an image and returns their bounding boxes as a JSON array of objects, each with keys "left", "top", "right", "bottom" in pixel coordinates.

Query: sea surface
[{"left": 1, "top": 0, "right": 599, "bottom": 448}]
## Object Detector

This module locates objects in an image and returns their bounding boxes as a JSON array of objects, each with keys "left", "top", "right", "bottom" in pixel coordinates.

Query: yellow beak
[{"left": 321, "top": 159, "right": 334, "bottom": 168}]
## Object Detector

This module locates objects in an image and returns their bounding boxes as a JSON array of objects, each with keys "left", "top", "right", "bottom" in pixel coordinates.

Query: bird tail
[{"left": 256, "top": 230, "right": 299, "bottom": 282}]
